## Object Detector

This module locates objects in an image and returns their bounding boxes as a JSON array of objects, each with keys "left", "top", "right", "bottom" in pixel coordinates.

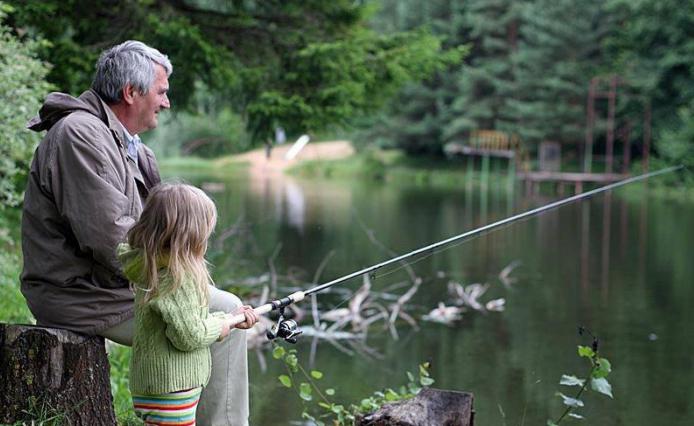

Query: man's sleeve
[{"left": 49, "top": 119, "right": 135, "bottom": 278}]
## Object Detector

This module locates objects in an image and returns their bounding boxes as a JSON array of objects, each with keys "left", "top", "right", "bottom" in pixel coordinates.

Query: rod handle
[{"left": 223, "top": 291, "right": 305, "bottom": 327}]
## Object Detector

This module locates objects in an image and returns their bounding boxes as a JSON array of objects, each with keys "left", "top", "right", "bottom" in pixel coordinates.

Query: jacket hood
[
  {"left": 117, "top": 243, "right": 171, "bottom": 286},
  {"left": 117, "top": 243, "right": 146, "bottom": 284},
  {"left": 27, "top": 89, "right": 113, "bottom": 132}
]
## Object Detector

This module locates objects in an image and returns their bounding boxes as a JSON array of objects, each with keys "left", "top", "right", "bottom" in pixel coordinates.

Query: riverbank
[
  {"left": 201, "top": 142, "right": 517, "bottom": 189},
  {"left": 160, "top": 145, "right": 693, "bottom": 199}
]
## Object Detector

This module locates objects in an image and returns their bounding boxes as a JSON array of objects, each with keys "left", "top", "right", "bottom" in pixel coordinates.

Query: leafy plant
[
  {"left": 106, "top": 343, "right": 144, "bottom": 425},
  {"left": 272, "top": 345, "right": 434, "bottom": 425},
  {"left": 0, "top": 2, "right": 53, "bottom": 208},
  {"left": 548, "top": 328, "right": 613, "bottom": 425}
]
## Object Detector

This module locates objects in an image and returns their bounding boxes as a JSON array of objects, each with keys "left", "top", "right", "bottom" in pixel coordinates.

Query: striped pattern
[{"left": 133, "top": 387, "right": 202, "bottom": 425}]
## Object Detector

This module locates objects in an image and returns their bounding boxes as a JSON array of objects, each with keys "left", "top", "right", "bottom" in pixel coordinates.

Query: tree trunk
[
  {"left": 357, "top": 387, "right": 474, "bottom": 426},
  {"left": 0, "top": 323, "right": 116, "bottom": 425}
]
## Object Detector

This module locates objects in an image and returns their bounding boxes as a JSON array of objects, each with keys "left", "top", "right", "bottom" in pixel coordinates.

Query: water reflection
[{"left": 179, "top": 169, "right": 693, "bottom": 426}]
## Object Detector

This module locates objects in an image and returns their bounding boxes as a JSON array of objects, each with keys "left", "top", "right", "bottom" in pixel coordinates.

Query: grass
[
  {"left": 288, "top": 148, "right": 518, "bottom": 189},
  {"left": 0, "top": 209, "right": 33, "bottom": 324}
]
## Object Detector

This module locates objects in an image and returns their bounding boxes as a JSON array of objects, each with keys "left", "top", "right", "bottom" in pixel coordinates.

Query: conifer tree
[
  {"left": 504, "top": 0, "right": 612, "bottom": 153},
  {"left": 444, "top": 0, "right": 520, "bottom": 141},
  {"left": 363, "top": 0, "right": 469, "bottom": 154}
]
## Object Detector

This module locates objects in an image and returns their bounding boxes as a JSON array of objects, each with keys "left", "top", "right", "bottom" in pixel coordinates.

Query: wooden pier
[{"left": 518, "top": 171, "right": 627, "bottom": 195}]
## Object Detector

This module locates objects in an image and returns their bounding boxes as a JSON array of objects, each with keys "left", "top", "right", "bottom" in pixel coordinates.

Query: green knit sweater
[{"left": 117, "top": 243, "right": 224, "bottom": 395}]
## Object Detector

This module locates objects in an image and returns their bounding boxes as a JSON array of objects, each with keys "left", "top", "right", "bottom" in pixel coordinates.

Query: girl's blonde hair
[{"left": 127, "top": 183, "right": 217, "bottom": 303}]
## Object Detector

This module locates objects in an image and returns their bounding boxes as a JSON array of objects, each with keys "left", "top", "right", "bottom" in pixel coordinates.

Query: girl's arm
[{"left": 152, "top": 282, "right": 224, "bottom": 351}]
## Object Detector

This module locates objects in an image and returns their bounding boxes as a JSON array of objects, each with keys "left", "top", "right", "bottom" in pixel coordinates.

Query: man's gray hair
[{"left": 92, "top": 40, "right": 173, "bottom": 104}]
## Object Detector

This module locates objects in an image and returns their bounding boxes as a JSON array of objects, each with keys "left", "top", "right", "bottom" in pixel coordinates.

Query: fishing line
[
  {"left": 368, "top": 218, "right": 522, "bottom": 282},
  {"left": 222, "top": 165, "right": 684, "bottom": 342},
  {"left": 304, "top": 165, "right": 682, "bottom": 297},
  {"left": 368, "top": 192, "right": 579, "bottom": 282}
]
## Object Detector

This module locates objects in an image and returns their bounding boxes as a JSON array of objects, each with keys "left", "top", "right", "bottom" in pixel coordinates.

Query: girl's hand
[{"left": 233, "top": 305, "right": 259, "bottom": 329}]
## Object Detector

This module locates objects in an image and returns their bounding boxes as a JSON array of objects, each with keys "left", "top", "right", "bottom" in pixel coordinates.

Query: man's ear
[{"left": 121, "top": 84, "right": 137, "bottom": 105}]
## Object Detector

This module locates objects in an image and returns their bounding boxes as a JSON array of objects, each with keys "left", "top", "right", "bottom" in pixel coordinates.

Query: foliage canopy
[{"left": 6, "top": 0, "right": 464, "bottom": 144}]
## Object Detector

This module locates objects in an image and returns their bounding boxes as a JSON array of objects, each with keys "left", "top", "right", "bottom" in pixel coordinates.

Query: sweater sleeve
[{"left": 151, "top": 281, "right": 224, "bottom": 352}]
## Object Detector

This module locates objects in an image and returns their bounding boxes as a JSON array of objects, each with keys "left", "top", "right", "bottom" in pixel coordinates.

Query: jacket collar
[
  {"left": 27, "top": 89, "right": 130, "bottom": 148},
  {"left": 78, "top": 89, "right": 130, "bottom": 147}
]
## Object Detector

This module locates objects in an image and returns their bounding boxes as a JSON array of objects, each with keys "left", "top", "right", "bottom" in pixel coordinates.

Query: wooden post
[
  {"left": 0, "top": 324, "right": 116, "bottom": 425},
  {"left": 466, "top": 155, "right": 475, "bottom": 189},
  {"left": 643, "top": 101, "right": 651, "bottom": 172},
  {"left": 507, "top": 154, "right": 516, "bottom": 193},
  {"left": 622, "top": 121, "right": 632, "bottom": 174},
  {"left": 357, "top": 388, "right": 474, "bottom": 426},
  {"left": 481, "top": 154, "right": 490, "bottom": 189},
  {"left": 605, "top": 76, "right": 617, "bottom": 173},
  {"left": 584, "top": 78, "right": 597, "bottom": 173}
]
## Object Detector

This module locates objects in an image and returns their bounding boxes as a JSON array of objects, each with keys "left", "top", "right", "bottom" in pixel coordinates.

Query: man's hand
[
  {"left": 218, "top": 305, "right": 259, "bottom": 341},
  {"left": 232, "top": 305, "right": 259, "bottom": 329}
]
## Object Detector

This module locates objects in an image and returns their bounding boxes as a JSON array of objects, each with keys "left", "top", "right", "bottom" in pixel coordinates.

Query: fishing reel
[{"left": 266, "top": 307, "right": 302, "bottom": 344}]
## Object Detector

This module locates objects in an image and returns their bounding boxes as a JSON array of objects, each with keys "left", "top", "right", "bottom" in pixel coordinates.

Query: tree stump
[
  {"left": 0, "top": 323, "right": 116, "bottom": 425},
  {"left": 357, "top": 388, "right": 474, "bottom": 426}
]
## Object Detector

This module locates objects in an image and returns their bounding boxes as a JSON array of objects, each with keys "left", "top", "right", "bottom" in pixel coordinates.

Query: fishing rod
[{"left": 224, "top": 165, "right": 682, "bottom": 342}]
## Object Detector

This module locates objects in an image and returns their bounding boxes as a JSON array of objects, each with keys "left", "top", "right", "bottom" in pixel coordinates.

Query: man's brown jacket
[{"left": 21, "top": 89, "right": 160, "bottom": 334}]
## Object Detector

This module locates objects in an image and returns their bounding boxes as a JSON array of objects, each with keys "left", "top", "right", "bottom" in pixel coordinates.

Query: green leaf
[
  {"left": 406, "top": 371, "right": 416, "bottom": 382},
  {"left": 578, "top": 345, "right": 594, "bottom": 358},
  {"left": 325, "top": 388, "right": 335, "bottom": 396},
  {"left": 419, "top": 362, "right": 431, "bottom": 376},
  {"left": 360, "top": 398, "right": 377, "bottom": 411},
  {"left": 318, "top": 402, "right": 332, "bottom": 410},
  {"left": 331, "top": 404, "right": 345, "bottom": 414},
  {"left": 385, "top": 389, "right": 399, "bottom": 401},
  {"left": 285, "top": 354, "right": 298, "bottom": 371},
  {"left": 278, "top": 375, "right": 292, "bottom": 388},
  {"left": 310, "top": 370, "right": 324, "bottom": 379},
  {"left": 560, "top": 375, "right": 585, "bottom": 387},
  {"left": 420, "top": 376, "right": 435, "bottom": 386},
  {"left": 591, "top": 377, "right": 613, "bottom": 398},
  {"left": 593, "top": 358, "right": 612, "bottom": 379},
  {"left": 557, "top": 392, "right": 584, "bottom": 408},
  {"left": 299, "top": 382, "right": 313, "bottom": 401},
  {"left": 547, "top": 421, "right": 559, "bottom": 426},
  {"left": 272, "top": 346, "right": 286, "bottom": 359},
  {"left": 408, "top": 382, "right": 421, "bottom": 394}
]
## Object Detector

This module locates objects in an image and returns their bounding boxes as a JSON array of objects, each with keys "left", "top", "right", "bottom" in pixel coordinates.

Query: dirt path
[{"left": 224, "top": 140, "right": 355, "bottom": 175}]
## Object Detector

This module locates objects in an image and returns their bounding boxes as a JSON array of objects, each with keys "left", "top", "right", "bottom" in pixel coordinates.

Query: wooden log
[
  {"left": 0, "top": 323, "right": 116, "bottom": 425},
  {"left": 357, "top": 387, "right": 474, "bottom": 426}
]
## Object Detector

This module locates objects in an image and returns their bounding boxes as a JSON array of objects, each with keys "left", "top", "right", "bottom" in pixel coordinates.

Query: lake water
[{"left": 178, "top": 169, "right": 693, "bottom": 425}]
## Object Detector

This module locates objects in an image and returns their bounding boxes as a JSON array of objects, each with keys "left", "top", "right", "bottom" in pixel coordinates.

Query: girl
[{"left": 118, "top": 183, "right": 257, "bottom": 426}]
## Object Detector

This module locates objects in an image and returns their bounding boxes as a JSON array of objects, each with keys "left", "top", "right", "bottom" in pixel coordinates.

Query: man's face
[{"left": 132, "top": 64, "right": 170, "bottom": 134}]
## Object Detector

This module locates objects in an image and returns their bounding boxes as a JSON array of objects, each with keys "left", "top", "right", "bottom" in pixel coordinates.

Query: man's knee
[{"left": 208, "top": 285, "right": 243, "bottom": 313}]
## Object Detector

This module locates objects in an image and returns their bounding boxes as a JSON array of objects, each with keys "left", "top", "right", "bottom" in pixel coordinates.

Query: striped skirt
[{"left": 132, "top": 387, "right": 202, "bottom": 426}]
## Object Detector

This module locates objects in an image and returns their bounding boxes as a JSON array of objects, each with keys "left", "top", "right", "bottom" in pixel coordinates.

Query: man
[{"left": 21, "top": 40, "right": 253, "bottom": 426}]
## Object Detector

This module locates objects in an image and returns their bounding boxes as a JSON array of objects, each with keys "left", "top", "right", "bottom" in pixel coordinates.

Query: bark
[
  {"left": 357, "top": 387, "right": 474, "bottom": 426},
  {"left": 0, "top": 323, "right": 116, "bottom": 425}
]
